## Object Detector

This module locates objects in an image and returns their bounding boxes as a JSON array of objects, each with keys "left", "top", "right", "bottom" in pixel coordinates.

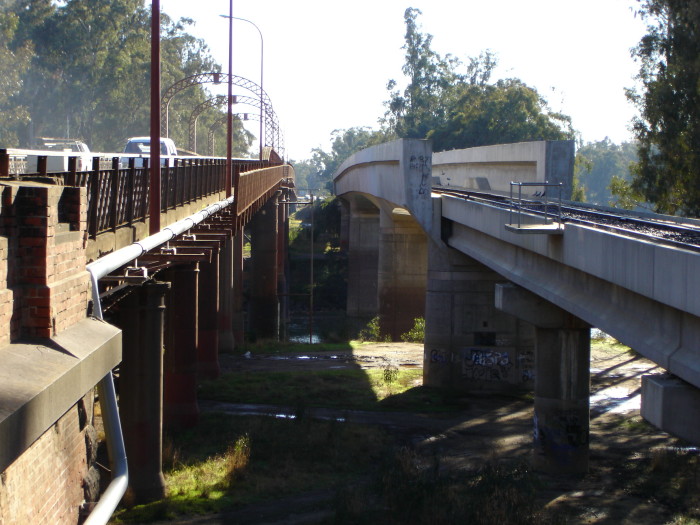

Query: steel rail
[{"left": 434, "top": 187, "right": 700, "bottom": 253}]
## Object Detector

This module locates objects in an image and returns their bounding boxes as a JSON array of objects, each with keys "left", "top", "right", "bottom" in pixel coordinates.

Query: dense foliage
[
  {"left": 0, "top": 0, "right": 251, "bottom": 155},
  {"left": 309, "top": 9, "right": 575, "bottom": 193},
  {"left": 384, "top": 8, "right": 574, "bottom": 153},
  {"left": 627, "top": 0, "right": 700, "bottom": 216},
  {"left": 575, "top": 139, "right": 639, "bottom": 205}
]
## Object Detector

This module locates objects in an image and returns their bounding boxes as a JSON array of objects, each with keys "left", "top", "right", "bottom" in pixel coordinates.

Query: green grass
[
  {"left": 112, "top": 414, "right": 390, "bottom": 523},
  {"left": 233, "top": 339, "right": 368, "bottom": 355},
  {"left": 590, "top": 335, "right": 636, "bottom": 356},
  {"left": 199, "top": 367, "right": 451, "bottom": 413}
]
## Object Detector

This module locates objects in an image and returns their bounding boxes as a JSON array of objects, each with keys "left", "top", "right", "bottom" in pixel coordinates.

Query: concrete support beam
[
  {"left": 198, "top": 247, "right": 220, "bottom": 380},
  {"left": 250, "top": 195, "right": 279, "bottom": 340},
  {"left": 378, "top": 207, "right": 427, "bottom": 340},
  {"left": 345, "top": 196, "right": 379, "bottom": 318},
  {"left": 218, "top": 236, "right": 235, "bottom": 353},
  {"left": 642, "top": 374, "right": 700, "bottom": 445},
  {"left": 163, "top": 264, "right": 199, "bottom": 428},
  {"left": 496, "top": 283, "right": 590, "bottom": 474},
  {"left": 424, "top": 241, "right": 535, "bottom": 393},
  {"left": 277, "top": 192, "right": 289, "bottom": 341},
  {"left": 119, "top": 281, "right": 169, "bottom": 502},
  {"left": 232, "top": 230, "right": 245, "bottom": 346}
]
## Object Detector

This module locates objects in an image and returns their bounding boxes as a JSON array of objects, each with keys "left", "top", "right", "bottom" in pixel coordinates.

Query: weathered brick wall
[
  {"left": 0, "top": 236, "right": 11, "bottom": 348},
  {"left": 0, "top": 182, "right": 97, "bottom": 524},
  {"left": 1, "top": 183, "right": 89, "bottom": 340},
  {"left": 0, "top": 397, "right": 95, "bottom": 524}
]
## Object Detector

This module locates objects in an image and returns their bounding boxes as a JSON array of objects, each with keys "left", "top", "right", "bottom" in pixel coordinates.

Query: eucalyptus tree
[
  {"left": 2, "top": 0, "right": 251, "bottom": 154},
  {"left": 0, "top": 9, "right": 31, "bottom": 146},
  {"left": 627, "top": 0, "right": 700, "bottom": 216},
  {"left": 383, "top": 8, "right": 573, "bottom": 153}
]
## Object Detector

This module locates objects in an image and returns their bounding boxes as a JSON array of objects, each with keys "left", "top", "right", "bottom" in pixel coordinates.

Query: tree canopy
[
  {"left": 383, "top": 8, "right": 574, "bottom": 152},
  {"left": 575, "top": 139, "right": 638, "bottom": 205},
  {"left": 0, "top": 0, "right": 251, "bottom": 155},
  {"left": 627, "top": 0, "right": 700, "bottom": 216}
]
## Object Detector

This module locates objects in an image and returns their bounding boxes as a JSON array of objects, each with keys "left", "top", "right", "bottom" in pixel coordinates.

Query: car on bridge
[
  {"left": 27, "top": 137, "right": 93, "bottom": 172},
  {"left": 120, "top": 136, "right": 177, "bottom": 168}
]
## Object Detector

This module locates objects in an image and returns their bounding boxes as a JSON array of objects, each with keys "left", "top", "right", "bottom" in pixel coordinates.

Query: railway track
[{"left": 434, "top": 187, "right": 700, "bottom": 253}]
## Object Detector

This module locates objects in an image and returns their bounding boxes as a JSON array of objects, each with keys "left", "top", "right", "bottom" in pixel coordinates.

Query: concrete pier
[
  {"left": 250, "top": 195, "right": 279, "bottom": 340},
  {"left": 232, "top": 230, "right": 245, "bottom": 346},
  {"left": 163, "top": 264, "right": 200, "bottom": 428},
  {"left": 119, "top": 281, "right": 169, "bottom": 502},
  {"left": 378, "top": 207, "right": 427, "bottom": 340},
  {"left": 345, "top": 195, "right": 380, "bottom": 319},
  {"left": 218, "top": 236, "right": 235, "bottom": 353},
  {"left": 496, "top": 283, "right": 590, "bottom": 474},
  {"left": 198, "top": 246, "right": 220, "bottom": 380},
  {"left": 424, "top": 240, "right": 535, "bottom": 393}
]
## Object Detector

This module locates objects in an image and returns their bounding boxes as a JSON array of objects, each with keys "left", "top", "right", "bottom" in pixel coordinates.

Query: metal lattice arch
[
  {"left": 188, "top": 94, "right": 279, "bottom": 154},
  {"left": 161, "top": 72, "right": 282, "bottom": 154},
  {"left": 207, "top": 113, "right": 261, "bottom": 156}
]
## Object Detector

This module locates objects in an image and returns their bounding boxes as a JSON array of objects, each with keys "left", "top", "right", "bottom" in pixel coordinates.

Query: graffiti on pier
[
  {"left": 430, "top": 348, "right": 447, "bottom": 364},
  {"left": 409, "top": 154, "right": 431, "bottom": 195},
  {"left": 518, "top": 351, "right": 535, "bottom": 382},
  {"left": 462, "top": 348, "right": 513, "bottom": 382},
  {"left": 534, "top": 409, "right": 588, "bottom": 456}
]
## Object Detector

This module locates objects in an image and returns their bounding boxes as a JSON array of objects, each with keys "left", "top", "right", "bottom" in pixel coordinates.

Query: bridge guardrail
[
  {"left": 507, "top": 181, "right": 564, "bottom": 234},
  {"left": 0, "top": 149, "right": 291, "bottom": 239}
]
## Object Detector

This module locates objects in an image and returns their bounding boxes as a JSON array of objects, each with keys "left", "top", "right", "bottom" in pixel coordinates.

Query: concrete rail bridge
[
  {"left": 334, "top": 138, "right": 700, "bottom": 475},
  {"left": 0, "top": 149, "right": 294, "bottom": 523}
]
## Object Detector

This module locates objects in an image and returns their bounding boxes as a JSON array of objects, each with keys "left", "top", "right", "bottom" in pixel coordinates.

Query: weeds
[
  {"left": 358, "top": 316, "right": 391, "bottom": 342},
  {"left": 224, "top": 434, "right": 251, "bottom": 486},
  {"left": 199, "top": 367, "right": 432, "bottom": 412},
  {"left": 113, "top": 414, "right": 390, "bottom": 523},
  {"left": 400, "top": 317, "right": 425, "bottom": 343},
  {"left": 337, "top": 448, "right": 551, "bottom": 525}
]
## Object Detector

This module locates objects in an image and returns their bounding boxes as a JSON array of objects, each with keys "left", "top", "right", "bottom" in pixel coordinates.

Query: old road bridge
[{"left": 0, "top": 148, "right": 294, "bottom": 522}]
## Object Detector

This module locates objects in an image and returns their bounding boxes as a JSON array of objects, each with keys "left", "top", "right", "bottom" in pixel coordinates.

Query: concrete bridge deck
[{"left": 334, "top": 138, "right": 700, "bottom": 472}]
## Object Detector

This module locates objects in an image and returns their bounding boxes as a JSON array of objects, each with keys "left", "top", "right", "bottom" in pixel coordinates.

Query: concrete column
[
  {"left": 232, "top": 229, "right": 245, "bottom": 346},
  {"left": 345, "top": 196, "right": 379, "bottom": 318},
  {"left": 495, "top": 283, "right": 590, "bottom": 474},
  {"left": 277, "top": 191, "right": 289, "bottom": 341},
  {"left": 424, "top": 240, "right": 535, "bottom": 393},
  {"left": 163, "top": 264, "right": 199, "bottom": 428},
  {"left": 378, "top": 207, "right": 427, "bottom": 341},
  {"left": 198, "top": 246, "right": 220, "bottom": 379},
  {"left": 218, "top": 236, "right": 235, "bottom": 353},
  {"left": 119, "top": 280, "right": 169, "bottom": 503},
  {"left": 339, "top": 197, "right": 350, "bottom": 252},
  {"left": 250, "top": 195, "right": 279, "bottom": 340}
]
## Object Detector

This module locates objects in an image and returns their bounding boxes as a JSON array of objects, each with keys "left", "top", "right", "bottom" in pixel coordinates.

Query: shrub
[
  {"left": 400, "top": 317, "right": 425, "bottom": 343},
  {"left": 358, "top": 316, "right": 391, "bottom": 342}
]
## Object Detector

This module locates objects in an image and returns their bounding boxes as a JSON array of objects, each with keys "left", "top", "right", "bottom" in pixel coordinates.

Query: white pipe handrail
[{"left": 83, "top": 194, "right": 234, "bottom": 524}]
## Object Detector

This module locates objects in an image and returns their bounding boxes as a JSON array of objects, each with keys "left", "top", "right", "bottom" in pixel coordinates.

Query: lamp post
[
  {"left": 150, "top": 0, "right": 161, "bottom": 233},
  {"left": 220, "top": 14, "right": 264, "bottom": 161},
  {"left": 225, "top": 1, "right": 233, "bottom": 198}
]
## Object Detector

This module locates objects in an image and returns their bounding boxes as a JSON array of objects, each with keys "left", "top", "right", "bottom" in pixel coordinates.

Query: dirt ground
[{"left": 155, "top": 342, "right": 688, "bottom": 525}]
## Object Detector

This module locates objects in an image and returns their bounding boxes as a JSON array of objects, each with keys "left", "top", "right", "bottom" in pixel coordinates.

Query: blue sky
[{"left": 161, "top": 0, "right": 648, "bottom": 160}]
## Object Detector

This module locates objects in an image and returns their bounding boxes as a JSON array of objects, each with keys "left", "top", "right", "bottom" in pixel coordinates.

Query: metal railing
[
  {"left": 509, "top": 181, "right": 563, "bottom": 229},
  {"left": 0, "top": 149, "right": 292, "bottom": 238}
]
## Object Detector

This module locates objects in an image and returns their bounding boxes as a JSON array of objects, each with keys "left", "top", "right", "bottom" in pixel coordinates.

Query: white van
[{"left": 120, "top": 137, "right": 177, "bottom": 167}]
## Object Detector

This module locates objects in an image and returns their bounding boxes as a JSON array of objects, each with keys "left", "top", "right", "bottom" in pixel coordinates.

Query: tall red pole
[
  {"left": 225, "top": 0, "right": 233, "bottom": 199},
  {"left": 149, "top": 0, "right": 161, "bottom": 234}
]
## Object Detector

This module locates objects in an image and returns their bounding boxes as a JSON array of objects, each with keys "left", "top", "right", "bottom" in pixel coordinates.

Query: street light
[
  {"left": 220, "top": 14, "right": 264, "bottom": 161},
  {"left": 224, "top": 1, "right": 233, "bottom": 198}
]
